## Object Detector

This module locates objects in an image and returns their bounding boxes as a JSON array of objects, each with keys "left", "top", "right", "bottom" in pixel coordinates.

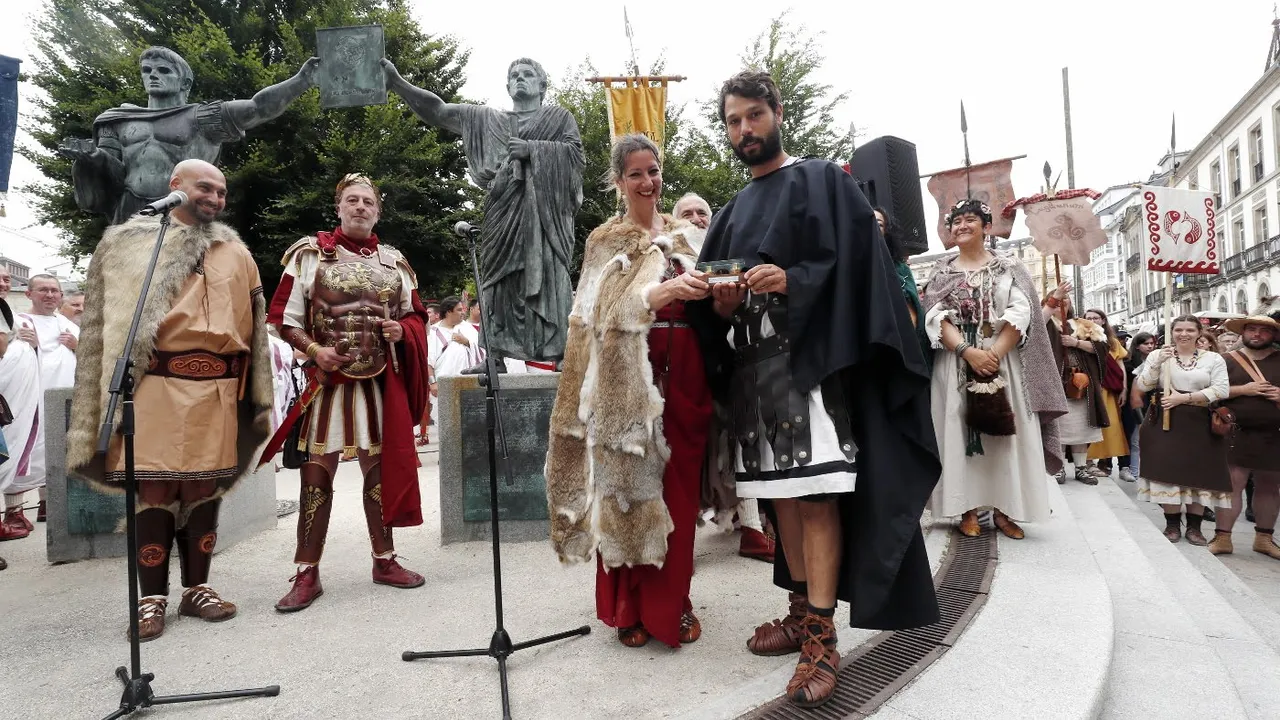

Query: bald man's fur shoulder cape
[{"left": 66, "top": 215, "right": 274, "bottom": 489}]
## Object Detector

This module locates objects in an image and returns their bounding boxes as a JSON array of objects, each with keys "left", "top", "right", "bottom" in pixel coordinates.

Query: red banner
[{"left": 927, "top": 159, "right": 1016, "bottom": 248}]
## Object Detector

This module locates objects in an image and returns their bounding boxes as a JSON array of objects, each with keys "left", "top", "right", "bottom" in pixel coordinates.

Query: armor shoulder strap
[
  {"left": 378, "top": 245, "right": 418, "bottom": 287},
  {"left": 281, "top": 237, "right": 319, "bottom": 270}
]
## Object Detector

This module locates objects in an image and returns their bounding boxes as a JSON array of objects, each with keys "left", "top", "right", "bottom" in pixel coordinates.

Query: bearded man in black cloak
[{"left": 692, "top": 70, "right": 941, "bottom": 709}]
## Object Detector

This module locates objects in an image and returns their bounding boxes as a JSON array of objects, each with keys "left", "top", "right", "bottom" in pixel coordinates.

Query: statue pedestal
[
  {"left": 43, "top": 387, "right": 278, "bottom": 564},
  {"left": 437, "top": 373, "right": 558, "bottom": 545}
]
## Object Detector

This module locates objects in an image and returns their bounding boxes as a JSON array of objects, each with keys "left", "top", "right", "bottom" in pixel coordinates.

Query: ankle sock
[
  {"left": 804, "top": 604, "right": 837, "bottom": 648},
  {"left": 1185, "top": 513, "right": 1204, "bottom": 533},
  {"left": 1257, "top": 527, "right": 1275, "bottom": 535},
  {"left": 1163, "top": 512, "right": 1182, "bottom": 531}
]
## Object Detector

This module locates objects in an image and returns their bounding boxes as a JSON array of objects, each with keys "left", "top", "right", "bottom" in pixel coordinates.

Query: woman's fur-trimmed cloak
[
  {"left": 545, "top": 214, "right": 699, "bottom": 568},
  {"left": 66, "top": 215, "right": 274, "bottom": 489}
]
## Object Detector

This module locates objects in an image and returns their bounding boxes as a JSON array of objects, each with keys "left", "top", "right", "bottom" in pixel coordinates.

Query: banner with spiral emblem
[{"left": 1140, "top": 185, "right": 1218, "bottom": 275}]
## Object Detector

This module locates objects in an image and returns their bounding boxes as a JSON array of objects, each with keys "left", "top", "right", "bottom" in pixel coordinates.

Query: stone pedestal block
[{"left": 437, "top": 373, "right": 558, "bottom": 545}]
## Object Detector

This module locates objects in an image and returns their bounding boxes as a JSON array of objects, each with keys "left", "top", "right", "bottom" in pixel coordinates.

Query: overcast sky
[{"left": 1, "top": 0, "right": 1274, "bottom": 274}]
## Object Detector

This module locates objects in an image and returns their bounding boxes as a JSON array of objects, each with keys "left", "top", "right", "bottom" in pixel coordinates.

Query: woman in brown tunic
[
  {"left": 1210, "top": 315, "right": 1280, "bottom": 560},
  {"left": 1134, "top": 315, "right": 1232, "bottom": 545}
]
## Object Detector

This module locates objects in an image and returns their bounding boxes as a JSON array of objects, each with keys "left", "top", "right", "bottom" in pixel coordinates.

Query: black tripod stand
[
  {"left": 96, "top": 206, "right": 279, "bottom": 719},
  {"left": 402, "top": 222, "right": 589, "bottom": 719}
]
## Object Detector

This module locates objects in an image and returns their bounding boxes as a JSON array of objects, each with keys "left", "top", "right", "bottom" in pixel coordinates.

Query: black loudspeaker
[{"left": 847, "top": 136, "right": 929, "bottom": 256}]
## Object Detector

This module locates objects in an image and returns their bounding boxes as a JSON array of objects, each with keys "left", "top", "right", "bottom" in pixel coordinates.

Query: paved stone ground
[
  {"left": 0, "top": 451, "right": 900, "bottom": 719},
  {"left": 1111, "top": 472, "right": 1280, "bottom": 617}
]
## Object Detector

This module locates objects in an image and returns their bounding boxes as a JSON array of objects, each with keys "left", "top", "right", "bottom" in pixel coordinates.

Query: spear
[{"left": 961, "top": 101, "right": 971, "bottom": 198}]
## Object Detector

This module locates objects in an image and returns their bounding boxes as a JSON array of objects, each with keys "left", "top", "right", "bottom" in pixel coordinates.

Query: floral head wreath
[
  {"left": 334, "top": 173, "right": 381, "bottom": 208},
  {"left": 944, "top": 198, "right": 992, "bottom": 227}
]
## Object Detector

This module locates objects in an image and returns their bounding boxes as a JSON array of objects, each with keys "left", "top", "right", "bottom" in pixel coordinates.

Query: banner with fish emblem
[{"left": 1140, "top": 185, "right": 1218, "bottom": 275}]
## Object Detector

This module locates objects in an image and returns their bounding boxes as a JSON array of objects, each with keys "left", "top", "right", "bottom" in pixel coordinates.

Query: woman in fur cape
[
  {"left": 1042, "top": 287, "right": 1111, "bottom": 485},
  {"left": 545, "top": 134, "right": 713, "bottom": 649}
]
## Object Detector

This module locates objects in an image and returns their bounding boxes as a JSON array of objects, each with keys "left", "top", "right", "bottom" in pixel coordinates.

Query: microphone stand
[
  {"left": 402, "top": 223, "right": 589, "bottom": 719},
  {"left": 96, "top": 206, "right": 280, "bottom": 719}
]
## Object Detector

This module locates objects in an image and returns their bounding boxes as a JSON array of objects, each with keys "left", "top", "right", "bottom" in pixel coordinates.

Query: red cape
[{"left": 262, "top": 229, "right": 429, "bottom": 528}]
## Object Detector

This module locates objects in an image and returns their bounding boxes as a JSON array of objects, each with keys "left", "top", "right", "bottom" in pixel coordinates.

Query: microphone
[
  {"left": 139, "top": 190, "right": 188, "bottom": 216},
  {"left": 453, "top": 221, "right": 479, "bottom": 237}
]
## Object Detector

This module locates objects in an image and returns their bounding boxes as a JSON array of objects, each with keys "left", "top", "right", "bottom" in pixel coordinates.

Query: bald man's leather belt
[{"left": 146, "top": 350, "right": 245, "bottom": 381}]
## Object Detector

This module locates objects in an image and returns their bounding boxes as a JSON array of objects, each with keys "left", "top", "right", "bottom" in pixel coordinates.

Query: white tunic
[
  {"left": 0, "top": 314, "right": 46, "bottom": 495},
  {"left": 729, "top": 298, "right": 857, "bottom": 499},
  {"left": 18, "top": 312, "right": 79, "bottom": 389},
  {"left": 925, "top": 263, "right": 1051, "bottom": 523}
]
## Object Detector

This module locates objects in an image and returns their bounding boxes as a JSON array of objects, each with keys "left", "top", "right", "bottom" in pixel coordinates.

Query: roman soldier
[{"left": 266, "top": 173, "right": 431, "bottom": 612}]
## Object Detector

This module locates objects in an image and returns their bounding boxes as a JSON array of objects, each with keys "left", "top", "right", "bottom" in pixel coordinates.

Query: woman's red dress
[{"left": 594, "top": 300, "right": 712, "bottom": 647}]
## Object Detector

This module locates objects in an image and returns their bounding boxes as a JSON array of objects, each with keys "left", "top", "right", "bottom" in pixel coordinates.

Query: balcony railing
[
  {"left": 1183, "top": 274, "right": 1210, "bottom": 289},
  {"left": 1224, "top": 252, "right": 1245, "bottom": 276},
  {"left": 1146, "top": 289, "right": 1164, "bottom": 309},
  {"left": 1126, "top": 253, "right": 1140, "bottom": 273},
  {"left": 1245, "top": 243, "right": 1269, "bottom": 270},
  {"left": 1268, "top": 234, "right": 1280, "bottom": 258}
]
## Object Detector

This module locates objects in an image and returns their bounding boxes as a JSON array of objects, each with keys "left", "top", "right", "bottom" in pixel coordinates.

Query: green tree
[
  {"left": 22, "top": 0, "right": 481, "bottom": 298},
  {"left": 678, "top": 10, "right": 859, "bottom": 211}
]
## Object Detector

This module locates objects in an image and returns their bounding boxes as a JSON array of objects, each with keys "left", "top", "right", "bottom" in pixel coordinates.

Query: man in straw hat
[{"left": 1210, "top": 313, "right": 1280, "bottom": 560}]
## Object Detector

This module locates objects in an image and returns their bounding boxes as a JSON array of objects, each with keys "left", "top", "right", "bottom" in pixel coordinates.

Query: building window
[
  {"left": 1211, "top": 160, "right": 1223, "bottom": 208},
  {"left": 1237, "top": 289, "right": 1249, "bottom": 313},
  {"left": 1275, "top": 103, "right": 1280, "bottom": 170},
  {"left": 1249, "top": 123, "right": 1265, "bottom": 184},
  {"left": 1229, "top": 144, "right": 1242, "bottom": 199},
  {"left": 1256, "top": 204, "right": 1270, "bottom": 243},
  {"left": 1260, "top": 282, "right": 1272, "bottom": 304},
  {"left": 1219, "top": 295, "right": 1229, "bottom": 312},
  {"left": 1233, "top": 217, "right": 1246, "bottom": 254}
]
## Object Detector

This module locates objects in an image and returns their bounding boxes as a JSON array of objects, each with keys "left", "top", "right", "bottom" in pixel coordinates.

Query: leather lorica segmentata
[
  {"left": 730, "top": 293, "right": 855, "bottom": 479},
  {"left": 310, "top": 246, "right": 403, "bottom": 380}
]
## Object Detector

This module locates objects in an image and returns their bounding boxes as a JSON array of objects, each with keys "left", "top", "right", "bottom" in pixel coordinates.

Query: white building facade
[
  {"left": 1127, "top": 25, "right": 1280, "bottom": 328},
  {"left": 1083, "top": 184, "right": 1142, "bottom": 325}
]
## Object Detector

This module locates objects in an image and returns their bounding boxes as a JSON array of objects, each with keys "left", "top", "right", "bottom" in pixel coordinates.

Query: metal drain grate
[{"left": 738, "top": 530, "right": 998, "bottom": 719}]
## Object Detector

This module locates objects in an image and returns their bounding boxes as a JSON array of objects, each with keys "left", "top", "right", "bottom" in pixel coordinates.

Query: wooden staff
[{"left": 1162, "top": 272, "right": 1173, "bottom": 430}]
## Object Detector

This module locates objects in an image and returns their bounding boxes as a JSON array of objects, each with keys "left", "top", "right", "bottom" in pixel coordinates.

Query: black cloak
[{"left": 692, "top": 157, "right": 941, "bottom": 630}]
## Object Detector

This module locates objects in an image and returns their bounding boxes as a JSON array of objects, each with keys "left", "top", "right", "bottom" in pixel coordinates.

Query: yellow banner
[{"left": 606, "top": 80, "right": 667, "bottom": 148}]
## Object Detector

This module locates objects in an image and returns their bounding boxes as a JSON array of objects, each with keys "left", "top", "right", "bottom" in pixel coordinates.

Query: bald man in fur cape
[{"left": 67, "top": 159, "right": 273, "bottom": 642}]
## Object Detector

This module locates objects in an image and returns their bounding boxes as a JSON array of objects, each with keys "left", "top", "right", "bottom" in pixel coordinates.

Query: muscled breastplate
[{"left": 310, "top": 247, "right": 403, "bottom": 379}]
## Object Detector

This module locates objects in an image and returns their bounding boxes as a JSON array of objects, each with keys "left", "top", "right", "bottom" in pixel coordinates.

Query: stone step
[
  {"left": 865, "top": 480, "right": 1112, "bottom": 720},
  {"left": 1067, "top": 477, "right": 1280, "bottom": 720},
  {"left": 1109, "top": 475, "right": 1280, "bottom": 656}
]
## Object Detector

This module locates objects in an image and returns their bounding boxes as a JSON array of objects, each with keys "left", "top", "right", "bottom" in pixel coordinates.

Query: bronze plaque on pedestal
[{"left": 316, "top": 24, "right": 387, "bottom": 109}]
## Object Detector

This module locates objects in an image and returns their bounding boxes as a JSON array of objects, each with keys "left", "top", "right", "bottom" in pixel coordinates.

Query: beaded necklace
[{"left": 1174, "top": 349, "right": 1200, "bottom": 371}]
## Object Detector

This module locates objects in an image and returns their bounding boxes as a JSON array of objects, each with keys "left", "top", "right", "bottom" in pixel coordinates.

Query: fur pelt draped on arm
[{"left": 544, "top": 216, "right": 699, "bottom": 568}]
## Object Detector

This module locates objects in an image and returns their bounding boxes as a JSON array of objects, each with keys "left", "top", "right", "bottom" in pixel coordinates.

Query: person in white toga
[{"left": 3, "top": 273, "right": 78, "bottom": 531}]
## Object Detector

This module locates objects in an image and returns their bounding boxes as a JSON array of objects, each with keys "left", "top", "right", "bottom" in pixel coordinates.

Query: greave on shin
[
  {"left": 295, "top": 462, "right": 335, "bottom": 565},
  {"left": 363, "top": 464, "right": 394, "bottom": 556},
  {"left": 177, "top": 498, "right": 221, "bottom": 588},
  {"left": 136, "top": 507, "right": 176, "bottom": 597}
]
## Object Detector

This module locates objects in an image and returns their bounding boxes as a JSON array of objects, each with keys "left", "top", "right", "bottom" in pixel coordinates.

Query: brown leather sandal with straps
[{"left": 747, "top": 592, "right": 807, "bottom": 656}]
